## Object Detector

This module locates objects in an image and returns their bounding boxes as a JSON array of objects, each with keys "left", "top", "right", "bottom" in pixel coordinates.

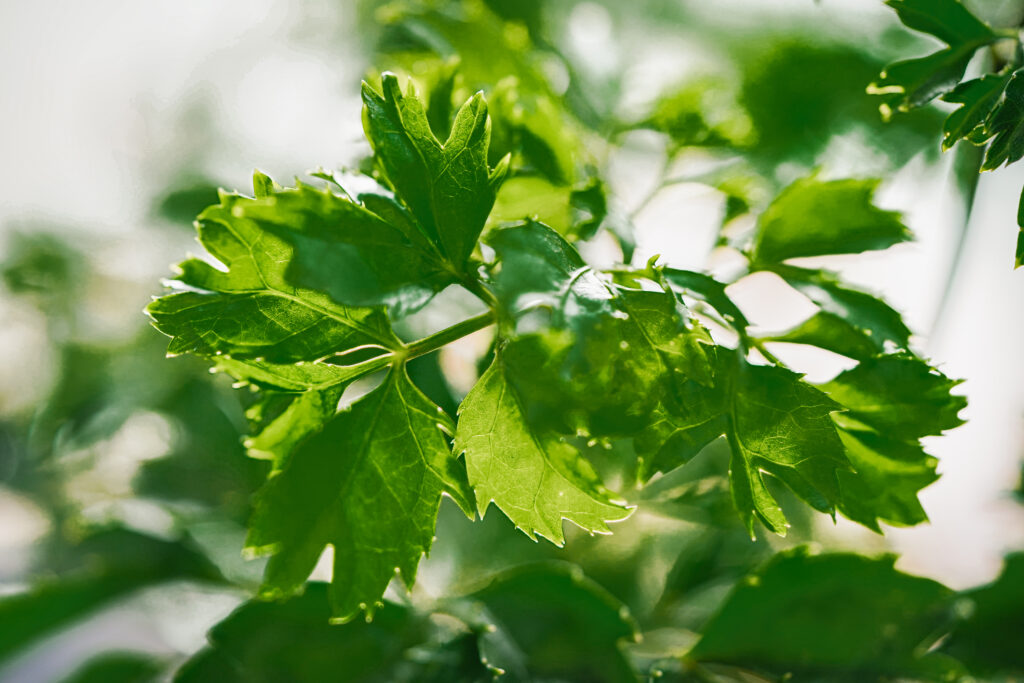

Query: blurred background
[{"left": 2, "top": 0, "right": 1023, "bottom": 680}]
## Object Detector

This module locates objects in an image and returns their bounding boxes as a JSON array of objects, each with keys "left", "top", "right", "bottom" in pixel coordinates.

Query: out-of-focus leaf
[
  {"left": 641, "top": 77, "right": 753, "bottom": 149},
  {"left": 59, "top": 652, "right": 165, "bottom": 683},
  {"left": 751, "top": 177, "right": 910, "bottom": 264},
  {"left": 772, "top": 266, "right": 912, "bottom": 352},
  {"left": 689, "top": 548, "right": 960, "bottom": 680},
  {"left": 942, "top": 553, "right": 1024, "bottom": 676},
  {"left": 763, "top": 311, "right": 881, "bottom": 361},
  {"left": 467, "top": 563, "right": 638, "bottom": 683},
  {"left": 175, "top": 584, "right": 492, "bottom": 683},
  {"left": 0, "top": 529, "right": 221, "bottom": 666}
]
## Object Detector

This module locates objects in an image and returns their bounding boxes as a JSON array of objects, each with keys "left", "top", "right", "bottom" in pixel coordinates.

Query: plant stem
[{"left": 403, "top": 310, "right": 496, "bottom": 360}]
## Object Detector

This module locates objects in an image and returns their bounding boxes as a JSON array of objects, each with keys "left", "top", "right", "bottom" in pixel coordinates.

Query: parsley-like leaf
[{"left": 246, "top": 366, "right": 473, "bottom": 622}]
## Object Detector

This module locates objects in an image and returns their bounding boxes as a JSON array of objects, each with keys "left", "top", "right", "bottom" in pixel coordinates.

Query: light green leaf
[
  {"left": 246, "top": 366, "right": 473, "bottom": 622},
  {"left": 821, "top": 354, "right": 966, "bottom": 441},
  {"left": 835, "top": 425, "right": 938, "bottom": 531},
  {"left": 752, "top": 177, "right": 910, "bottom": 264},
  {"left": 454, "top": 354, "right": 632, "bottom": 545},
  {"left": 981, "top": 69, "right": 1024, "bottom": 171},
  {"left": 362, "top": 73, "right": 509, "bottom": 270}
]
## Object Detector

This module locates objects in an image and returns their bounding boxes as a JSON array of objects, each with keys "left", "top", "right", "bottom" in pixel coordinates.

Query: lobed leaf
[{"left": 246, "top": 366, "right": 473, "bottom": 622}]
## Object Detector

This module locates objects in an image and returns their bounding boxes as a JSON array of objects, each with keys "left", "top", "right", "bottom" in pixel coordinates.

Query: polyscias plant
[{"left": 148, "top": 72, "right": 965, "bottom": 628}]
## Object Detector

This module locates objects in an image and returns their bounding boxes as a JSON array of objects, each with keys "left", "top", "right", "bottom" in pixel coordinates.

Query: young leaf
[
  {"left": 981, "top": 69, "right": 1024, "bottom": 171},
  {"left": 751, "top": 177, "right": 910, "bottom": 264},
  {"left": 246, "top": 366, "right": 473, "bottom": 622},
  {"left": 821, "top": 354, "right": 966, "bottom": 440},
  {"left": 361, "top": 73, "right": 509, "bottom": 271},
  {"left": 454, "top": 354, "right": 632, "bottom": 545}
]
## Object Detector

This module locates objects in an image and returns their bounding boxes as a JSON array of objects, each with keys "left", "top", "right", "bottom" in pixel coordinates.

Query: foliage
[{"left": 1, "top": 1, "right": 1022, "bottom": 682}]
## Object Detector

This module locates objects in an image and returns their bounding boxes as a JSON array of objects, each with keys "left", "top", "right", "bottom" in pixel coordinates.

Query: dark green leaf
[
  {"left": 942, "top": 553, "right": 1024, "bottom": 676},
  {"left": 661, "top": 268, "right": 750, "bottom": 330},
  {"left": 752, "top": 177, "right": 910, "bottom": 264},
  {"left": 246, "top": 367, "right": 473, "bottom": 622},
  {"left": 690, "top": 548, "right": 959, "bottom": 680},
  {"left": 884, "top": 0, "right": 996, "bottom": 47},
  {"left": 468, "top": 563, "right": 638, "bottom": 683},
  {"left": 60, "top": 653, "right": 165, "bottom": 683},
  {"left": 238, "top": 182, "right": 457, "bottom": 315},
  {"left": 147, "top": 177, "right": 402, "bottom": 392},
  {"left": 175, "top": 584, "right": 488, "bottom": 683},
  {"left": 641, "top": 352, "right": 850, "bottom": 537},
  {"left": 763, "top": 311, "right": 882, "bottom": 361},
  {"left": 361, "top": 73, "right": 509, "bottom": 270},
  {"left": 981, "top": 69, "right": 1024, "bottom": 171},
  {"left": 940, "top": 71, "right": 1012, "bottom": 150},
  {"left": 821, "top": 354, "right": 966, "bottom": 440},
  {"left": 773, "top": 266, "right": 912, "bottom": 351}
]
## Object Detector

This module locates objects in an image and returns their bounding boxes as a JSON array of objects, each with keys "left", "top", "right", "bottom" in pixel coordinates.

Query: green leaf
[
  {"left": 835, "top": 425, "right": 938, "bottom": 531},
  {"left": 690, "top": 547, "right": 959, "bottom": 679},
  {"left": 641, "top": 352, "right": 850, "bottom": 537},
  {"left": 942, "top": 553, "right": 1024, "bottom": 677},
  {"left": 940, "top": 71, "right": 1012, "bottom": 150},
  {"left": 870, "top": 47, "right": 977, "bottom": 115},
  {"left": 641, "top": 77, "right": 753, "bottom": 149},
  {"left": 981, "top": 69, "right": 1024, "bottom": 171},
  {"left": 236, "top": 182, "right": 458, "bottom": 315},
  {"left": 147, "top": 178, "right": 402, "bottom": 392},
  {"left": 751, "top": 177, "right": 910, "bottom": 264},
  {"left": 361, "top": 73, "right": 509, "bottom": 270},
  {"left": 246, "top": 366, "right": 473, "bottom": 622},
  {"left": 871, "top": 0, "right": 998, "bottom": 114},
  {"left": 773, "top": 266, "right": 912, "bottom": 351},
  {"left": 454, "top": 353, "right": 632, "bottom": 545},
  {"left": 175, "top": 584, "right": 487, "bottom": 683},
  {"left": 821, "top": 354, "right": 966, "bottom": 441},
  {"left": 763, "top": 311, "right": 883, "bottom": 361},
  {"left": 884, "top": 0, "right": 996, "bottom": 46},
  {"left": 60, "top": 653, "right": 165, "bottom": 683},
  {"left": 1017, "top": 185, "right": 1024, "bottom": 269},
  {"left": 467, "top": 563, "right": 638, "bottom": 683},
  {"left": 660, "top": 268, "right": 749, "bottom": 330},
  {"left": 488, "top": 222, "right": 714, "bottom": 435},
  {"left": 243, "top": 387, "right": 346, "bottom": 467}
]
